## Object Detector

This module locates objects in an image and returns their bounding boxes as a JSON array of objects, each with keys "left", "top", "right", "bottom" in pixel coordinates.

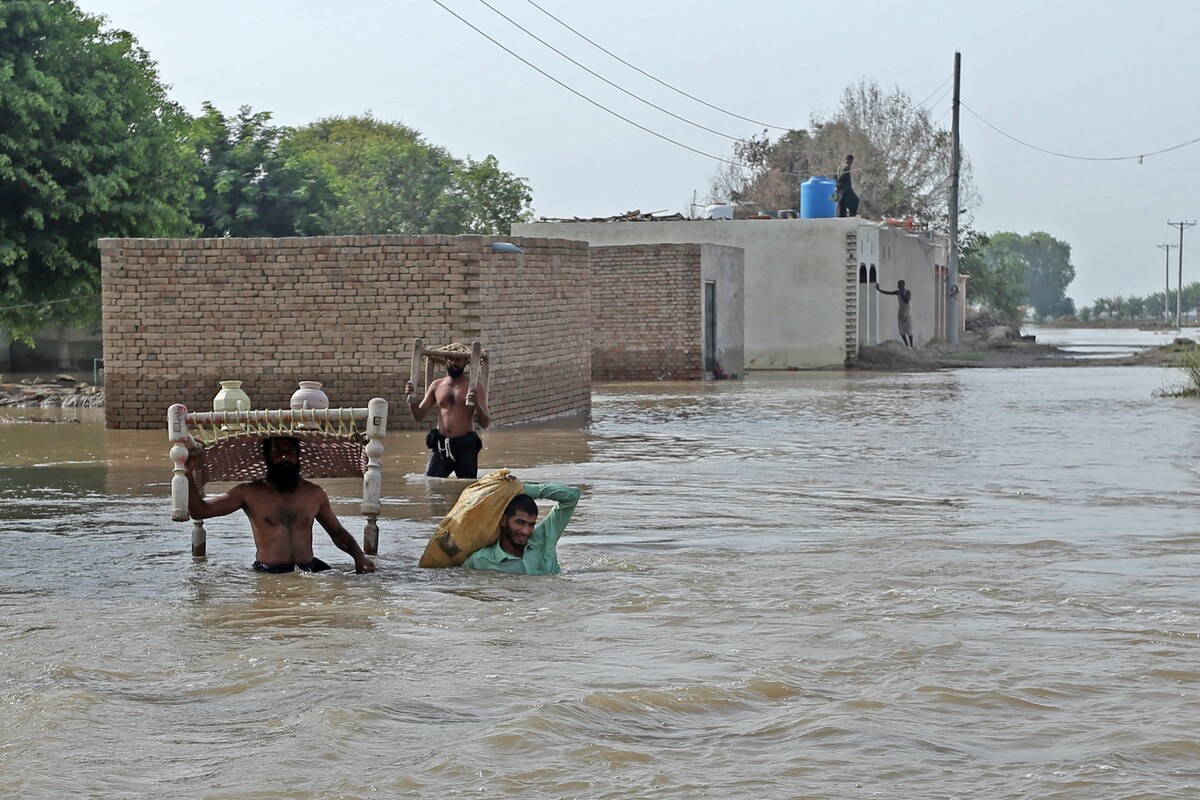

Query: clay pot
[
  {"left": 290, "top": 381, "right": 329, "bottom": 411},
  {"left": 213, "top": 380, "right": 251, "bottom": 429},
  {"left": 213, "top": 380, "right": 251, "bottom": 413}
]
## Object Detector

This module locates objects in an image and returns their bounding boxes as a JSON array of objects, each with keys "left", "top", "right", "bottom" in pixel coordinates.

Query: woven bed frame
[{"left": 167, "top": 399, "right": 388, "bottom": 557}]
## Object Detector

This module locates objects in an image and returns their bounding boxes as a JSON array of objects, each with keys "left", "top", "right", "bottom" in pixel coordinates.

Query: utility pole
[
  {"left": 1167, "top": 220, "right": 1196, "bottom": 331},
  {"left": 1157, "top": 243, "right": 1177, "bottom": 320},
  {"left": 946, "top": 51, "right": 961, "bottom": 345}
]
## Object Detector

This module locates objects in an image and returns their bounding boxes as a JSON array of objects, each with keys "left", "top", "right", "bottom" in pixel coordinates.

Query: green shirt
[{"left": 461, "top": 483, "right": 580, "bottom": 575}]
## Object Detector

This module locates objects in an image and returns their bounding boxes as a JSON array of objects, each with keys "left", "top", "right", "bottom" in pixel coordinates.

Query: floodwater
[
  {"left": 2, "top": 364, "right": 1199, "bottom": 799},
  {"left": 1028, "top": 324, "right": 1200, "bottom": 359}
]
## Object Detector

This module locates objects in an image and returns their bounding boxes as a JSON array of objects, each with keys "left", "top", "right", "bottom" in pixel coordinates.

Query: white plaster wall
[
  {"left": 875, "top": 227, "right": 949, "bottom": 346},
  {"left": 856, "top": 226, "right": 880, "bottom": 346},
  {"left": 512, "top": 218, "right": 861, "bottom": 369},
  {"left": 700, "top": 243, "right": 745, "bottom": 377}
]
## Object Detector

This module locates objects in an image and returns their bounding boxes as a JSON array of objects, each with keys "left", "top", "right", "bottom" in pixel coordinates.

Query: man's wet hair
[
  {"left": 504, "top": 494, "right": 538, "bottom": 519},
  {"left": 262, "top": 436, "right": 301, "bottom": 461}
]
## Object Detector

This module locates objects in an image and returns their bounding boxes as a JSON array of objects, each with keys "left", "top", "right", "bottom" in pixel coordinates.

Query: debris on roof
[{"left": 534, "top": 209, "right": 687, "bottom": 223}]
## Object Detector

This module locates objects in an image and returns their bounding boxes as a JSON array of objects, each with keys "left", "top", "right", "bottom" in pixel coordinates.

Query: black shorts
[
  {"left": 425, "top": 430, "right": 483, "bottom": 479},
  {"left": 252, "top": 557, "right": 332, "bottom": 574}
]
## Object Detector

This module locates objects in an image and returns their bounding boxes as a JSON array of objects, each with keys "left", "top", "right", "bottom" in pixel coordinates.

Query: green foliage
[
  {"left": 1090, "top": 281, "right": 1200, "bottom": 322},
  {"left": 1153, "top": 345, "right": 1200, "bottom": 398},
  {"left": 288, "top": 115, "right": 533, "bottom": 235},
  {"left": 186, "top": 102, "right": 334, "bottom": 237},
  {"left": 973, "top": 231, "right": 1075, "bottom": 320},
  {"left": 959, "top": 230, "right": 1024, "bottom": 322},
  {"left": 454, "top": 155, "right": 534, "bottom": 235},
  {"left": 0, "top": 0, "right": 196, "bottom": 341}
]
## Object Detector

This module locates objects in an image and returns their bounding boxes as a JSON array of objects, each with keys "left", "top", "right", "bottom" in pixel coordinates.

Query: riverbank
[
  {"left": 855, "top": 330, "right": 1196, "bottom": 371},
  {"left": 0, "top": 375, "right": 104, "bottom": 411},
  {"left": 1035, "top": 318, "right": 1183, "bottom": 330}
]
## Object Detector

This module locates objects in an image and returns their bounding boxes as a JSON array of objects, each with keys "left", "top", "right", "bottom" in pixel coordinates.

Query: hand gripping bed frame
[{"left": 167, "top": 398, "right": 388, "bottom": 557}]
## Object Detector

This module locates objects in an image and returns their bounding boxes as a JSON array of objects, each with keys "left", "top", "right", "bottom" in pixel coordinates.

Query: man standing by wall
[{"left": 876, "top": 280, "right": 914, "bottom": 347}]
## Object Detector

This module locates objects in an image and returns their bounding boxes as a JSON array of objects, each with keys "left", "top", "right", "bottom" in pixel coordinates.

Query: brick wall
[
  {"left": 590, "top": 243, "right": 704, "bottom": 381},
  {"left": 100, "top": 235, "right": 591, "bottom": 429}
]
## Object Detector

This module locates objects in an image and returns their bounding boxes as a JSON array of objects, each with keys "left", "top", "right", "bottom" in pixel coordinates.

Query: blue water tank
[{"left": 800, "top": 177, "right": 837, "bottom": 219}]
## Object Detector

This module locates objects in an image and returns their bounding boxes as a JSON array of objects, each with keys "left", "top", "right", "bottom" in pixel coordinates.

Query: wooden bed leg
[
  {"left": 363, "top": 518, "right": 379, "bottom": 556},
  {"left": 191, "top": 520, "right": 207, "bottom": 558},
  {"left": 362, "top": 397, "right": 387, "bottom": 554}
]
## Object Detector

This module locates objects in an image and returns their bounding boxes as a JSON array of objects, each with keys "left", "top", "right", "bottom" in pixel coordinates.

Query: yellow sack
[{"left": 418, "top": 469, "right": 525, "bottom": 567}]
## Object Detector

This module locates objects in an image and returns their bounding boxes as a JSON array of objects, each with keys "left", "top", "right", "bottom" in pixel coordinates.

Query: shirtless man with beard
[
  {"left": 405, "top": 348, "right": 491, "bottom": 479},
  {"left": 185, "top": 436, "right": 376, "bottom": 574}
]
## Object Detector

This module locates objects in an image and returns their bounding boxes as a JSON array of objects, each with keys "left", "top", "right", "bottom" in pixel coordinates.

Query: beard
[
  {"left": 446, "top": 364, "right": 465, "bottom": 379},
  {"left": 499, "top": 521, "right": 527, "bottom": 553},
  {"left": 266, "top": 460, "right": 302, "bottom": 492}
]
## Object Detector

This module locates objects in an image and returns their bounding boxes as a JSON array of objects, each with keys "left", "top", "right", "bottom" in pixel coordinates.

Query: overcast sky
[{"left": 75, "top": 0, "right": 1200, "bottom": 307}]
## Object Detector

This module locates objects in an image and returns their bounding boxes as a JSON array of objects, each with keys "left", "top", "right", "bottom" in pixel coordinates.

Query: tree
[
  {"left": 454, "top": 155, "right": 533, "bottom": 235},
  {"left": 288, "top": 115, "right": 533, "bottom": 235},
  {"left": 987, "top": 232, "right": 1076, "bottom": 319},
  {"left": 711, "top": 80, "right": 976, "bottom": 227},
  {"left": 1122, "top": 296, "right": 1145, "bottom": 320},
  {"left": 186, "top": 102, "right": 334, "bottom": 237},
  {"left": 959, "top": 230, "right": 1025, "bottom": 322},
  {"left": 0, "top": 0, "right": 196, "bottom": 341}
]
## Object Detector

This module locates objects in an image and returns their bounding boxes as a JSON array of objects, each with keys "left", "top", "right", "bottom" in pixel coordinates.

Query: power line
[
  {"left": 520, "top": 0, "right": 795, "bottom": 132},
  {"left": 428, "top": 0, "right": 753, "bottom": 170},
  {"left": 962, "top": 101, "right": 1200, "bottom": 162},
  {"left": 0, "top": 293, "right": 99, "bottom": 312},
  {"left": 472, "top": 0, "right": 744, "bottom": 142},
  {"left": 432, "top": 0, "right": 951, "bottom": 192},
  {"left": 916, "top": 74, "right": 952, "bottom": 109}
]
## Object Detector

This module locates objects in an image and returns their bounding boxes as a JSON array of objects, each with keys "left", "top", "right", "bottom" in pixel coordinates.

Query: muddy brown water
[{"left": 2, "top": 366, "right": 1198, "bottom": 798}]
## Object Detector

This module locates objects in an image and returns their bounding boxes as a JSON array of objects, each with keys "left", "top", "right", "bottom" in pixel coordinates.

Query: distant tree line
[
  {"left": 1080, "top": 284, "right": 1200, "bottom": 323},
  {"left": 0, "top": 0, "right": 533, "bottom": 342}
]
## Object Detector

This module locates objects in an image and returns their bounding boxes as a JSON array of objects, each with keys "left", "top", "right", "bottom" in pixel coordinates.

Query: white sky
[{"left": 75, "top": 0, "right": 1200, "bottom": 307}]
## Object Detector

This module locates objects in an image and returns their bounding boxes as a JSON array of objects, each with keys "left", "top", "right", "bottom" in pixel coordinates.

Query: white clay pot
[
  {"left": 290, "top": 380, "right": 330, "bottom": 411},
  {"left": 213, "top": 380, "right": 251, "bottom": 429}
]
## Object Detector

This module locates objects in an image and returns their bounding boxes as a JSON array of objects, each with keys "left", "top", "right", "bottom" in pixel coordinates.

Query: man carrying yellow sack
[
  {"left": 417, "top": 469, "right": 581, "bottom": 575},
  {"left": 463, "top": 478, "right": 580, "bottom": 575}
]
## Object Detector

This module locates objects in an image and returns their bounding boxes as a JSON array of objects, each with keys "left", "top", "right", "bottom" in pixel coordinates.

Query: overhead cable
[
  {"left": 916, "top": 74, "right": 953, "bottom": 109},
  {"left": 474, "top": 0, "right": 744, "bottom": 142},
  {"left": 520, "top": 0, "right": 795, "bottom": 132},
  {"left": 963, "top": 101, "right": 1200, "bottom": 162},
  {"left": 0, "top": 293, "right": 99, "bottom": 311},
  {"left": 429, "top": 0, "right": 754, "bottom": 170}
]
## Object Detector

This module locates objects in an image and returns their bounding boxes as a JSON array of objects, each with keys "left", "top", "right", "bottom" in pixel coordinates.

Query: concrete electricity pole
[
  {"left": 1157, "top": 243, "right": 1177, "bottom": 320},
  {"left": 946, "top": 51, "right": 962, "bottom": 345},
  {"left": 1167, "top": 220, "right": 1196, "bottom": 331}
]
